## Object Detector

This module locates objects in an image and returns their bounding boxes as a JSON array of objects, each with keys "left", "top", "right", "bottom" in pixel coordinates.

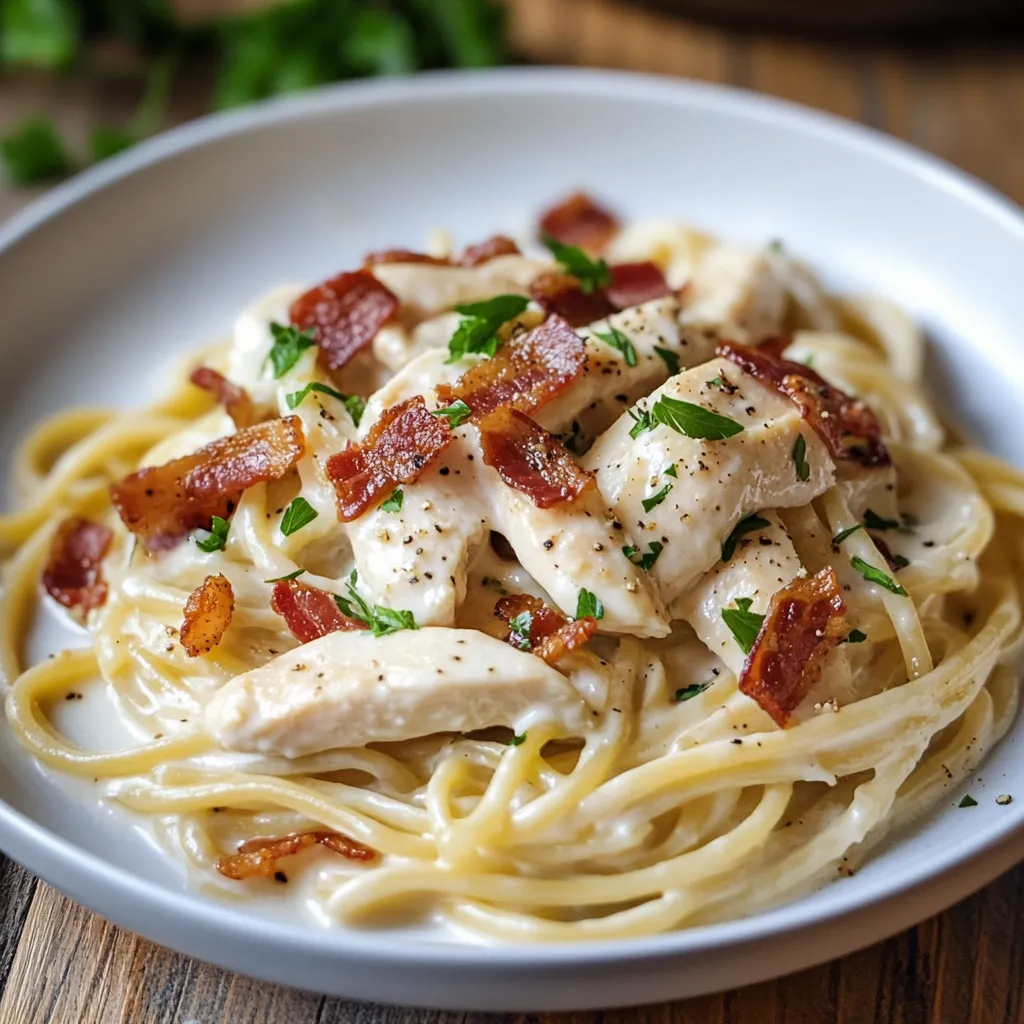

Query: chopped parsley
[
  {"left": 721, "top": 514, "right": 771, "bottom": 562},
  {"left": 194, "top": 515, "right": 230, "bottom": 553},
  {"left": 959, "top": 794, "right": 978, "bottom": 808},
  {"left": 721, "top": 597, "right": 765, "bottom": 655},
  {"left": 334, "top": 570, "right": 418, "bottom": 637},
  {"left": 863, "top": 509, "right": 901, "bottom": 532},
  {"left": 594, "top": 324, "right": 637, "bottom": 367},
  {"left": 446, "top": 294, "right": 529, "bottom": 363},
  {"left": 541, "top": 235, "right": 612, "bottom": 294},
  {"left": 267, "top": 322, "right": 317, "bottom": 379},
  {"left": 792, "top": 433, "right": 810, "bottom": 482},
  {"left": 654, "top": 346, "right": 680, "bottom": 375},
  {"left": 675, "top": 681, "right": 713, "bottom": 703},
  {"left": 507, "top": 611, "right": 533, "bottom": 651},
  {"left": 707, "top": 376, "right": 727, "bottom": 390},
  {"left": 641, "top": 484, "right": 672, "bottom": 513},
  {"left": 280, "top": 497, "right": 318, "bottom": 537},
  {"left": 286, "top": 382, "right": 365, "bottom": 426},
  {"left": 628, "top": 404, "right": 654, "bottom": 439},
  {"left": 664, "top": 463, "right": 678, "bottom": 478},
  {"left": 508, "top": 733, "right": 527, "bottom": 747},
  {"left": 651, "top": 395, "right": 744, "bottom": 440},
  {"left": 845, "top": 628, "right": 868, "bottom": 644},
  {"left": 1, "top": 116, "right": 74, "bottom": 185},
  {"left": 380, "top": 489, "right": 404, "bottom": 513},
  {"left": 575, "top": 588, "right": 604, "bottom": 621},
  {"left": 264, "top": 569, "right": 307, "bottom": 584},
  {"left": 850, "top": 555, "right": 908, "bottom": 596},
  {"left": 831, "top": 524, "right": 862, "bottom": 546},
  {"left": 622, "top": 541, "right": 663, "bottom": 572},
  {"left": 432, "top": 399, "right": 472, "bottom": 427}
]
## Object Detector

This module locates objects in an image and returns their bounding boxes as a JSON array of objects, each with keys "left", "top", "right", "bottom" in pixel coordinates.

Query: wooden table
[{"left": 1, "top": 1, "right": 1023, "bottom": 1020}]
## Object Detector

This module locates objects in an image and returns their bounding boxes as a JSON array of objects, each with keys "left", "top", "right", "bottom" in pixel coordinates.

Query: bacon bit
[
  {"left": 604, "top": 261, "right": 672, "bottom": 309},
  {"left": 110, "top": 417, "right": 305, "bottom": 552},
  {"left": 364, "top": 248, "right": 451, "bottom": 267},
  {"left": 326, "top": 396, "right": 451, "bottom": 521},
  {"left": 539, "top": 192, "right": 619, "bottom": 253},
  {"left": 478, "top": 407, "right": 595, "bottom": 509},
  {"left": 494, "top": 592, "right": 598, "bottom": 667},
  {"left": 717, "top": 341, "right": 891, "bottom": 467},
  {"left": 289, "top": 269, "right": 399, "bottom": 372},
  {"left": 216, "top": 830, "right": 377, "bottom": 880},
  {"left": 530, "top": 270, "right": 617, "bottom": 327},
  {"left": 180, "top": 574, "right": 234, "bottom": 657},
  {"left": 436, "top": 315, "right": 586, "bottom": 419},
  {"left": 460, "top": 234, "right": 521, "bottom": 266},
  {"left": 756, "top": 335, "right": 792, "bottom": 359},
  {"left": 189, "top": 366, "right": 256, "bottom": 429},
  {"left": 42, "top": 517, "right": 112, "bottom": 616},
  {"left": 271, "top": 579, "right": 364, "bottom": 643},
  {"left": 739, "top": 567, "right": 847, "bottom": 727}
]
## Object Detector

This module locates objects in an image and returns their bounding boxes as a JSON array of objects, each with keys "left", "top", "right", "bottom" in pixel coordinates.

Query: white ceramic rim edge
[{"left": 0, "top": 66, "right": 1022, "bottom": 970}]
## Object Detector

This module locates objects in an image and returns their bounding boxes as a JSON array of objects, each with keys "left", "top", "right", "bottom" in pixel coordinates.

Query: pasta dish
[{"left": 3, "top": 193, "right": 1022, "bottom": 943}]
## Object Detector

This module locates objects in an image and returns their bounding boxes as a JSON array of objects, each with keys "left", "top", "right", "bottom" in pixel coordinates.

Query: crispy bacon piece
[
  {"left": 42, "top": 516, "right": 112, "bottom": 616},
  {"left": 539, "top": 192, "right": 619, "bottom": 253},
  {"left": 530, "top": 271, "right": 617, "bottom": 327},
  {"left": 180, "top": 574, "right": 234, "bottom": 658},
  {"left": 494, "top": 592, "right": 598, "bottom": 667},
  {"left": 739, "top": 567, "right": 848, "bottom": 727},
  {"left": 460, "top": 234, "right": 521, "bottom": 266},
  {"left": 435, "top": 314, "right": 586, "bottom": 420},
  {"left": 110, "top": 417, "right": 305, "bottom": 552},
  {"left": 478, "top": 407, "right": 595, "bottom": 509},
  {"left": 271, "top": 579, "right": 365, "bottom": 643},
  {"left": 364, "top": 248, "right": 450, "bottom": 267},
  {"left": 717, "top": 341, "right": 891, "bottom": 467},
  {"left": 605, "top": 261, "right": 672, "bottom": 309},
  {"left": 217, "top": 830, "right": 377, "bottom": 881},
  {"left": 190, "top": 366, "right": 256, "bottom": 429},
  {"left": 289, "top": 269, "right": 399, "bottom": 372},
  {"left": 326, "top": 396, "right": 451, "bottom": 521}
]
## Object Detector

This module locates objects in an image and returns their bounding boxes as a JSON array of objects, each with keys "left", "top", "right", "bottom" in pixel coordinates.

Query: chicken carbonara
[{"left": 3, "top": 193, "right": 1022, "bottom": 943}]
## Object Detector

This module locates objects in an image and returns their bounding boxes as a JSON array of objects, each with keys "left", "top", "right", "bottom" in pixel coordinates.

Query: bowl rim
[{"left": 1, "top": 65, "right": 1021, "bottom": 969}]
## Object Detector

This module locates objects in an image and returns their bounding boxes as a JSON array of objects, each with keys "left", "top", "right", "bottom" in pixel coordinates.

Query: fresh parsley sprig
[
  {"left": 675, "top": 680, "right": 713, "bottom": 703},
  {"left": 541, "top": 235, "right": 612, "bottom": 293},
  {"left": 622, "top": 541, "right": 663, "bottom": 572},
  {"left": 286, "top": 381, "right": 365, "bottom": 426},
  {"left": 446, "top": 295, "right": 529, "bottom": 363},
  {"left": 850, "top": 555, "right": 908, "bottom": 596},
  {"left": 194, "top": 515, "right": 230, "bottom": 553},
  {"left": 594, "top": 324, "right": 637, "bottom": 367},
  {"left": 792, "top": 433, "right": 810, "bottom": 481},
  {"left": 652, "top": 396, "right": 744, "bottom": 440},
  {"left": 721, "top": 597, "right": 765, "bottom": 655},
  {"left": 380, "top": 489, "right": 404, "bottom": 513},
  {"left": 267, "top": 322, "right": 317, "bottom": 379},
  {"left": 721, "top": 514, "right": 770, "bottom": 562},
  {"left": 280, "top": 497, "right": 318, "bottom": 537},
  {"left": 575, "top": 588, "right": 604, "bottom": 620},
  {"left": 432, "top": 400, "right": 472, "bottom": 427},
  {"left": 641, "top": 484, "right": 672, "bottom": 513},
  {"left": 334, "top": 570, "right": 418, "bottom": 636}
]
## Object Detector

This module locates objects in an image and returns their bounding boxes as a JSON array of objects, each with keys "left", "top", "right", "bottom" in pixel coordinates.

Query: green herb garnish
[
  {"left": 622, "top": 541, "right": 663, "bottom": 572},
  {"left": 0, "top": 116, "right": 74, "bottom": 185},
  {"left": 334, "top": 570, "right": 418, "bottom": 637},
  {"left": 593, "top": 324, "right": 637, "bottom": 367},
  {"left": 541, "top": 235, "right": 612, "bottom": 293},
  {"left": 831, "top": 524, "right": 862, "bottom": 546},
  {"left": 641, "top": 484, "right": 672, "bottom": 513},
  {"left": 721, "top": 514, "right": 771, "bottom": 562},
  {"left": 432, "top": 400, "right": 472, "bottom": 427},
  {"left": 664, "top": 463, "right": 678, "bottom": 478},
  {"left": 850, "top": 555, "right": 908, "bottom": 596},
  {"left": 863, "top": 509, "right": 900, "bottom": 532},
  {"left": 280, "top": 497, "right": 318, "bottom": 537},
  {"left": 575, "top": 588, "right": 604, "bottom": 621},
  {"left": 446, "top": 294, "right": 529, "bottom": 363},
  {"left": 380, "top": 489, "right": 404, "bottom": 514},
  {"left": 654, "top": 346, "right": 680, "bottom": 375},
  {"left": 675, "top": 681, "right": 713, "bottom": 703},
  {"left": 507, "top": 611, "right": 533, "bottom": 651},
  {"left": 959, "top": 794, "right": 978, "bottom": 808},
  {"left": 194, "top": 515, "right": 230, "bottom": 554},
  {"left": 508, "top": 732, "right": 527, "bottom": 747},
  {"left": 651, "top": 395, "right": 744, "bottom": 440},
  {"left": 846, "top": 628, "right": 868, "bottom": 644},
  {"left": 267, "top": 322, "right": 317, "bottom": 379},
  {"left": 286, "top": 381, "right": 347, "bottom": 410},
  {"left": 628, "top": 404, "right": 654, "bottom": 439},
  {"left": 721, "top": 597, "right": 765, "bottom": 655},
  {"left": 792, "top": 433, "right": 810, "bottom": 482},
  {"left": 264, "top": 569, "right": 307, "bottom": 584}
]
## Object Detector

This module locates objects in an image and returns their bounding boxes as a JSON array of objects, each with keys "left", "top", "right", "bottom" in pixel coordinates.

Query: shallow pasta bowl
[{"left": 0, "top": 68, "right": 1022, "bottom": 1011}]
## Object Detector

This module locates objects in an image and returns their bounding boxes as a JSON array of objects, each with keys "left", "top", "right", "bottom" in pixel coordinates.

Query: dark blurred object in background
[
  {"left": 0, "top": 0, "right": 507, "bottom": 185},
  {"left": 632, "top": 0, "right": 1021, "bottom": 32}
]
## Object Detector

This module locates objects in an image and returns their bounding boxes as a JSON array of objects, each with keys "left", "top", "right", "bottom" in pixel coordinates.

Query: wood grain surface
[{"left": 1, "top": 0, "right": 1024, "bottom": 1020}]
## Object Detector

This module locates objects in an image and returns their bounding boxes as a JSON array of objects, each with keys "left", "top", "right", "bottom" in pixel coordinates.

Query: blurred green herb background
[{"left": 0, "top": 0, "right": 508, "bottom": 185}]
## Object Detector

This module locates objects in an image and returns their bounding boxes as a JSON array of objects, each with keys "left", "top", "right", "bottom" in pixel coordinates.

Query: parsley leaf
[
  {"left": 832, "top": 524, "right": 862, "bottom": 546},
  {"left": 286, "top": 381, "right": 346, "bottom": 409},
  {"left": 850, "top": 555, "right": 908, "bottom": 596},
  {"left": 508, "top": 732, "right": 527, "bottom": 747},
  {"left": 280, "top": 497, "right": 318, "bottom": 537},
  {"left": 507, "top": 611, "right": 533, "bottom": 650},
  {"left": 267, "top": 322, "right": 317, "bottom": 379},
  {"left": 652, "top": 396, "right": 744, "bottom": 440},
  {"left": 194, "top": 515, "right": 230, "bottom": 553},
  {"left": 721, "top": 514, "right": 771, "bottom": 562},
  {"left": 863, "top": 509, "right": 901, "bottom": 532},
  {"left": 959, "top": 794, "right": 978, "bottom": 808},
  {"left": 628, "top": 404, "right": 654, "bottom": 439},
  {"left": 575, "top": 588, "right": 604, "bottom": 621},
  {"left": 1, "top": 116, "right": 74, "bottom": 185},
  {"left": 641, "top": 484, "right": 673, "bottom": 513},
  {"left": 264, "top": 568, "right": 306, "bottom": 583},
  {"left": 432, "top": 400, "right": 472, "bottom": 427},
  {"left": 846, "top": 628, "right": 868, "bottom": 644},
  {"left": 446, "top": 294, "right": 528, "bottom": 363},
  {"left": 792, "top": 433, "right": 810, "bottom": 482},
  {"left": 623, "top": 541, "right": 663, "bottom": 572},
  {"left": 90, "top": 126, "right": 136, "bottom": 162},
  {"left": 664, "top": 463, "right": 678, "bottom": 478},
  {"left": 380, "top": 489, "right": 404, "bottom": 513},
  {"left": 721, "top": 597, "right": 766, "bottom": 654},
  {"left": 594, "top": 324, "right": 637, "bottom": 367},
  {"left": 675, "top": 681, "right": 713, "bottom": 703},
  {"left": 541, "top": 234, "right": 612, "bottom": 293},
  {"left": 334, "top": 570, "right": 418, "bottom": 637},
  {"left": 0, "top": 0, "right": 77, "bottom": 70},
  {"left": 654, "top": 346, "right": 680, "bottom": 375}
]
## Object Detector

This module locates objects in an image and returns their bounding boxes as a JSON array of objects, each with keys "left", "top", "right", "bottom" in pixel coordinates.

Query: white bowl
[{"left": 0, "top": 68, "right": 1021, "bottom": 1012}]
